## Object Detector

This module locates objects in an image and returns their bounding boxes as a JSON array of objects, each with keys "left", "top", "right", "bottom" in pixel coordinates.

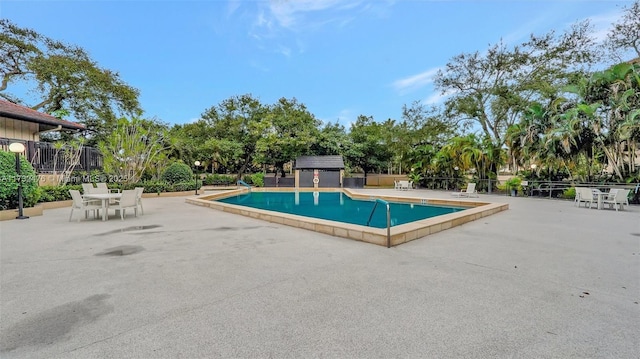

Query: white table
[
  {"left": 591, "top": 189, "right": 609, "bottom": 210},
  {"left": 83, "top": 193, "right": 122, "bottom": 221}
]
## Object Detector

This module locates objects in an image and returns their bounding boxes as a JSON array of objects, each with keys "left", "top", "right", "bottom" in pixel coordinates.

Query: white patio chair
[
  {"left": 110, "top": 190, "right": 138, "bottom": 220},
  {"left": 96, "top": 182, "right": 120, "bottom": 194},
  {"left": 451, "top": 183, "right": 478, "bottom": 198},
  {"left": 69, "top": 190, "right": 102, "bottom": 222},
  {"left": 81, "top": 183, "right": 96, "bottom": 194},
  {"left": 602, "top": 189, "right": 630, "bottom": 211},
  {"left": 134, "top": 187, "right": 144, "bottom": 215},
  {"left": 96, "top": 182, "right": 120, "bottom": 203},
  {"left": 606, "top": 188, "right": 618, "bottom": 199},
  {"left": 575, "top": 187, "right": 594, "bottom": 208}
]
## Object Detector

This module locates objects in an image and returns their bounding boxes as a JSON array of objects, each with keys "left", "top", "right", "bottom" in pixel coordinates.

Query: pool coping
[{"left": 186, "top": 188, "right": 509, "bottom": 247}]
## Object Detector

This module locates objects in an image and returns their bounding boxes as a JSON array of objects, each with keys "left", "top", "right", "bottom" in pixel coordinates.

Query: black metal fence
[
  {"left": 0, "top": 138, "right": 103, "bottom": 173},
  {"left": 263, "top": 175, "right": 295, "bottom": 187},
  {"left": 417, "top": 177, "right": 639, "bottom": 204}
]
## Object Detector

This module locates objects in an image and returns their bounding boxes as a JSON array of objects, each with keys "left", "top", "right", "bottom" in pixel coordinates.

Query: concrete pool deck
[{"left": 1, "top": 189, "right": 638, "bottom": 358}]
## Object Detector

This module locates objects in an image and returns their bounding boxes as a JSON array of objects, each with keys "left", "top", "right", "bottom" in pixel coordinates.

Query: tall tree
[
  {"left": 0, "top": 19, "right": 141, "bottom": 141},
  {"left": 345, "top": 115, "right": 392, "bottom": 177},
  {"left": 98, "top": 118, "right": 169, "bottom": 184},
  {"left": 200, "top": 94, "right": 268, "bottom": 180},
  {"left": 434, "top": 21, "right": 598, "bottom": 149},
  {"left": 167, "top": 121, "right": 235, "bottom": 174},
  {"left": 310, "top": 121, "right": 349, "bottom": 156},
  {"left": 254, "top": 97, "right": 320, "bottom": 177},
  {"left": 401, "top": 101, "right": 456, "bottom": 174},
  {"left": 605, "top": 0, "right": 640, "bottom": 61},
  {"left": 401, "top": 101, "right": 455, "bottom": 148},
  {"left": 563, "top": 62, "right": 640, "bottom": 180}
]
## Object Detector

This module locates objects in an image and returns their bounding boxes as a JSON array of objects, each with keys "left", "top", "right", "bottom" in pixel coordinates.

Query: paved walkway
[{"left": 1, "top": 190, "right": 638, "bottom": 358}]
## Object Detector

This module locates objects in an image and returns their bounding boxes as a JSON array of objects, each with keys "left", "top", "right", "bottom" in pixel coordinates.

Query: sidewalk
[{"left": 1, "top": 190, "right": 638, "bottom": 358}]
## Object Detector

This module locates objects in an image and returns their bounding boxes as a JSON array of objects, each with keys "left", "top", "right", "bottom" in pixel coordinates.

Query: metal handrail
[
  {"left": 237, "top": 180, "right": 251, "bottom": 192},
  {"left": 366, "top": 198, "right": 391, "bottom": 248}
]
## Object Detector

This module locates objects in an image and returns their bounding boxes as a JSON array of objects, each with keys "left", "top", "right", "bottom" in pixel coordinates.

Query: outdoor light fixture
[
  {"left": 9, "top": 142, "right": 29, "bottom": 220},
  {"left": 194, "top": 161, "right": 201, "bottom": 195}
]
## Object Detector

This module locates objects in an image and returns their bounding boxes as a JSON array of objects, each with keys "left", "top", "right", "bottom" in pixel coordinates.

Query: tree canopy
[
  {"left": 434, "top": 21, "right": 599, "bottom": 148},
  {"left": 0, "top": 19, "right": 141, "bottom": 141}
]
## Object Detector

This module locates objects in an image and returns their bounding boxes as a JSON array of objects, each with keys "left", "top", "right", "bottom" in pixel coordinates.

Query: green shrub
[
  {"left": 172, "top": 181, "right": 196, "bottom": 192},
  {"left": 38, "top": 184, "right": 82, "bottom": 202},
  {"left": 161, "top": 162, "right": 193, "bottom": 184},
  {"left": 203, "top": 174, "right": 235, "bottom": 186},
  {"left": 563, "top": 187, "right": 576, "bottom": 199},
  {"left": 504, "top": 177, "right": 522, "bottom": 191},
  {"left": 0, "top": 151, "right": 40, "bottom": 209},
  {"left": 139, "top": 180, "right": 169, "bottom": 194},
  {"left": 250, "top": 173, "right": 264, "bottom": 187}
]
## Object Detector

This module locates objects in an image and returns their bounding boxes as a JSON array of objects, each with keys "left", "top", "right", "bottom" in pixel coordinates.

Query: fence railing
[
  {"left": 419, "top": 178, "right": 639, "bottom": 204},
  {"left": 0, "top": 138, "right": 102, "bottom": 173}
]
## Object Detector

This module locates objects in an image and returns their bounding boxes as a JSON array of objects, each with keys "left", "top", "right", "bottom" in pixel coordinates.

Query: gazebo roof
[{"left": 294, "top": 155, "right": 345, "bottom": 169}]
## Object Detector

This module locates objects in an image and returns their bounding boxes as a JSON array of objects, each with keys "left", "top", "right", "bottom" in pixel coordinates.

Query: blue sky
[{"left": 0, "top": 0, "right": 633, "bottom": 128}]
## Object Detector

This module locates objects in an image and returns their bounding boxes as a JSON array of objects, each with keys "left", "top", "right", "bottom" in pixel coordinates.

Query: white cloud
[
  {"left": 501, "top": 5, "right": 624, "bottom": 47},
  {"left": 243, "top": 0, "right": 394, "bottom": 58},
  {"left": 278, "top": 45, "right": 291, "bottom": 57},
  {"left": 502, "top": 18, "right": 547, "bottom": 45},
  {"left": 588, "top": 9, "right": 623, "bottom": 43},
  {"left": 227, "top": 0, "right": 241, "bottom": 17},
  {"left": 392, "top": 67, "right": 441, "bottom": 94},
  {"left": 424, "top": 88, "right": 456, "bottom": 105},
  {"left": 268, "top": 0, "right": 359, "bottom": 29}
]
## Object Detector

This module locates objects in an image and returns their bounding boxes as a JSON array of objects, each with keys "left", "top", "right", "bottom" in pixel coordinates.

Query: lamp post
[
  {"left": 453, "top": 166, "right": 459, "bottom": 191},
  {"left": 194, "top": 160, "right": 201, "bottom": 195},
  {"left": 9, "top": 142, "right": 29, "bottom": 219},
  {"left": 530, "top": 164, "right": 537, "bottom": 197}
]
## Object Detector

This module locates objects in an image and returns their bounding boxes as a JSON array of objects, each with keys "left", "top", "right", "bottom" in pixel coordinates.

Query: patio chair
[
  {"left": 451, "top": 183, "right": 478, "bottom": 198},
  {"left": 96, "top": 182, "right": 120, "bottom": 194},
  {"left": 394, "top": 181, "right": 401, "bottom": 190},
  {"left": 134, "top": 187, "right": 144, "bottom": 215},
  {"left": 575, "top": 187, "right": 594, "bottom": 208},
  {"left": 397, "top": 180, "right": 409, "bottom": 190},
  {"left": 110, "top": 190, "right": 138, "bottom": 220},
  {"left": 69, "top": 190, "right": 102, "bottom": 222},
  {"left": 96, "top": 182, "right": 120, "bottom": 203},
  {"left": 602, "top": 188, "right": 630, "bottom": 211},
  {"left": 81, "top": 183, "right": 96, "bottom": 194}
]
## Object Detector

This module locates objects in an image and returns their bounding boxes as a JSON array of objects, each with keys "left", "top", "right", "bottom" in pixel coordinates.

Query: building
[
  {"left": 0, "top": 100, "right": 101, "bottom": 173},
  {"left": 0, "top": 99, "right": 85, "bottom": 141},
  {"left": 294, "top": 155, "right": 345, "bottom": 188}
]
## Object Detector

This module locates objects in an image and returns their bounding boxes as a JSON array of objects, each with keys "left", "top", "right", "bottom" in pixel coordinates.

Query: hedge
[{"left": 0, "top": 151, "right": 40, "bottom": 210}]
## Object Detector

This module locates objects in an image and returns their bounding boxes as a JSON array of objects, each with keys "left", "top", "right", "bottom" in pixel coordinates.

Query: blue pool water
[{"left": 216, "top": 192, "right": 465, "bottom": 228}]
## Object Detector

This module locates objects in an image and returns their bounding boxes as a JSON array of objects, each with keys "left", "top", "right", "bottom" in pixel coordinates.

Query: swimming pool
[
  {"left": 187, "top": 188, "right": 508, "bottom": 247},
  {"left": 217, "top": 191, "right": 464, "bottom": 228}
]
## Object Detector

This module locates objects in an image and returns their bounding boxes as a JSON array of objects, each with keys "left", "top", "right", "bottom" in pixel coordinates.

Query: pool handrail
[
  {"left": 366, "top": 198, "right": 391, "bottom": 248},
  {"left": 237, "top": 180, "right": 251, "bottom": 192}
]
